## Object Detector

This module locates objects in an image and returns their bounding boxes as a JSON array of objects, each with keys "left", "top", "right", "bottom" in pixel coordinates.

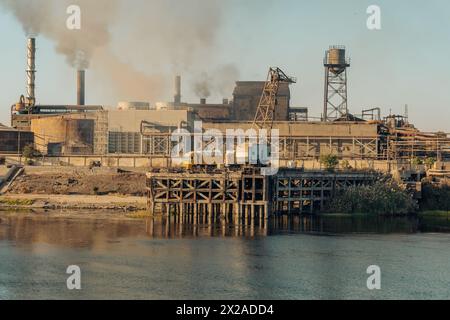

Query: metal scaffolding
[
  {"left": 139, "top": 132, "right": 382, "bottom": 160},
  {"left": 146, "top": 168, "right": 379, "bottom": 217}
]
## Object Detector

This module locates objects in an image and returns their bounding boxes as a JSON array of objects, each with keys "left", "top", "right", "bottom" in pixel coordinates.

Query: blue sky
[{"left": 1, "top": 0, "right": 449, "bottom": 131}]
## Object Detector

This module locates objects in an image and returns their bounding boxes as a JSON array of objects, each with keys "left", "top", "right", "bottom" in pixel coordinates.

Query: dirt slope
[{"left": 7, "top": 171, "right": 147, "bottom": 196}]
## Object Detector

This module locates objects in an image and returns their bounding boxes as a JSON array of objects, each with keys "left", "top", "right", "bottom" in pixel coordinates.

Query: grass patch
[
  {"left": 418, "top": 210, "right": 450, "bottom": 217},
  {"left": 0, "top": 198, "right": 35, "bottom": 206}
]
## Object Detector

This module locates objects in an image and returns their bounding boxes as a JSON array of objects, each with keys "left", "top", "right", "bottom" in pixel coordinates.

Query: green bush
[
  {"left": 326, "top": 179, "right": 417, "bottom": 215},
  {"left": 320, "top": 154, "right": 339, "bottom": 172},
  {"left": 420, "top": 183, "right": 450, "bottom": 211},
  {"left": 22, "top": 144, "right": 41, "bottom": 160},
  {"left": 411, "top": 157, "right": 423, "bottom": 166},
  {"left": 424, "top": 157, "right": 436, "bottom": 168}
]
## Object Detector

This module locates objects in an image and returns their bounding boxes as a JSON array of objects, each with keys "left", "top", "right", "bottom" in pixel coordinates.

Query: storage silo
[{"left": 30, "top": 116, "right": 94, "bottom": 155}]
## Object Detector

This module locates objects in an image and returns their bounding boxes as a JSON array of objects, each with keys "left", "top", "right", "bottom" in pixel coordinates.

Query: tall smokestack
[
  {"left": 26, "top": 38, "right": 36, "bottom": 106},
  {"left": 174, "top": 75, "right": 181, "bottom": 104},
  {"left": 77, "top": 70, "right": 85, "bottom": 105}
]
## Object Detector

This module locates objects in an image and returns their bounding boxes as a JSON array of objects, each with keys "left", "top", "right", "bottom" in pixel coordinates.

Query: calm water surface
[{"left": 0, "top": 211, "right": 449, "bottom": 300}]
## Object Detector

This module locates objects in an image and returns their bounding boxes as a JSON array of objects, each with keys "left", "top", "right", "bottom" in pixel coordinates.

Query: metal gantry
[
  {"left": 146, "top": 168, "right": 379, "bottom": 218},
  {"left": 274, "top": 171, "right": 377, "bottom": 214},
  {"left": 253, "top": 67, "right": 296, "bottom": 130},
  {"left": 147, "top": 168, "right": 270, "bottom": 225}
]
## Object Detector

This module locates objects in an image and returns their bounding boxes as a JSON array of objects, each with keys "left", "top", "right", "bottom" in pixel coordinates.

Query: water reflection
[
  {"left": 1, "top": 211, "right": 448, "bottom": 248},
  {"left": 1, "top": 211, "right": 450, "bottom": 300}
]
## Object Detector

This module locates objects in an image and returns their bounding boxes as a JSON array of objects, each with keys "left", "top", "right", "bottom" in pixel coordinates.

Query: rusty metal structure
[
  {"left": 383, "top": 115, "right": 450, "bottom": 161},
  {"left": 253, "top": 67, "right": 296, "bottom": 130},
  {"left": 232, "top": 81, "right": 291, "bottom": 121},
  {"left": 323, "top": 46, "right": 350, "bottom": 121},
  {"left": 146, "top": 168, "right": 379, "bottom": 217},
  {"left": 140, "top": 120, "right": 184, "bottom": 156},
  {"left": 139, "top": 121, "right": 383, "bottom": 161},
  {"left": 274, "top": 170, "right": 377, "bottom": 214},
  {"left": 146, "top": 169, "right": 253, "bottom": 223}
]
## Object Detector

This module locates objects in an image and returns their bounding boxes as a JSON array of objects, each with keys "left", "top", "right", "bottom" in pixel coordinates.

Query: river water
[{"left": 0, "top": 211, "right": 449, "bottom": 300}]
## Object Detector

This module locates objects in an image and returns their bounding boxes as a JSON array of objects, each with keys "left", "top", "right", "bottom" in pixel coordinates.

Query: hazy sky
[{"left": 0, "top": 0, "right": 449, "bottom": 131}]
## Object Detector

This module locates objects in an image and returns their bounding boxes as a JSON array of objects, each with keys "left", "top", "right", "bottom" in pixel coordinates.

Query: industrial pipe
[
  {"left": 77, "top": 70, "right": 85, "bottom": 105},
  {"left": 26, "top": 38, "right": 36, "bottom": 106}
]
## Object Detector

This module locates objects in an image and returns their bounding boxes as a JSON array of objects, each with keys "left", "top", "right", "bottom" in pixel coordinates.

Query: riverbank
[
  {"left": 0, "top": 166, "right": 148, "bottom": 211},
  {"left": 3, "top": 166, "right": 146, "bottom": 195},
  {"left": 0, "top": 194, "right": 147, "bottom": 211},
  {"left": 1, "top": 166, "right": 447, "bottom": 216}
]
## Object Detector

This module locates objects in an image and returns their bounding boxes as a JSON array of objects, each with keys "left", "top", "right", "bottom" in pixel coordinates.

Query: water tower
[{"left": 323, "top": 46, "right": 350, "bottom": 121}]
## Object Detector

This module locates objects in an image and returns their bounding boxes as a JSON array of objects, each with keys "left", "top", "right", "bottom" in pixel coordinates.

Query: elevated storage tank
[
  {"left": 327, "top": 47, "right": 346, "bottom": 65},
  {"left": 323, "top": 45, "right": 351, "bottom": 121},
  {"left": 325, "top": 46, "right": 349, "bottom": 74}
]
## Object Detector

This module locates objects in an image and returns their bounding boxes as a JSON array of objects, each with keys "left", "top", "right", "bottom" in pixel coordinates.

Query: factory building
[
  {"left": 11, "top": 105, "right": 104, "bottom": 132},
  {"left": 10, "top": 38, "right": 103, "bottom": 132},
  {"left": 186, "top": 99, "right": 233, "bottom": 121},
  {"left": 7, "top": 38, "right": 448, "bottom": 163},
  {"left": 7, "top": 37, "right": 295, "bottom": 157},
  {"left": 232, "top": 81, "right": 290, "bottom": 121},
  {"left": 202, "top": 121, "right": 381, "bottom": 160},
  {"left": 0, "top": 123, "right": 34, "bottom": 154},
  {"left": 108, "top": 109, "right": 192, "bottom": 154},
  {"left": 31, "top": 115, "right": 95, "bottom": 155},
  {"left": 24, "top": 108, "right": 192, "bottom": 156},
  {"left": 170, "top": 77, "right": 291, "bottom": 122}
]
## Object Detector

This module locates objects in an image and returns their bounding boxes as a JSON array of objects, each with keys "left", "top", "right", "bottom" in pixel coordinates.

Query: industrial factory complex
[
  {"left": 1, "top": 38, "right": 448, "bottom": 165},
  {"left": 1, "top": 38, "right": 449, "bottom": 216}
]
